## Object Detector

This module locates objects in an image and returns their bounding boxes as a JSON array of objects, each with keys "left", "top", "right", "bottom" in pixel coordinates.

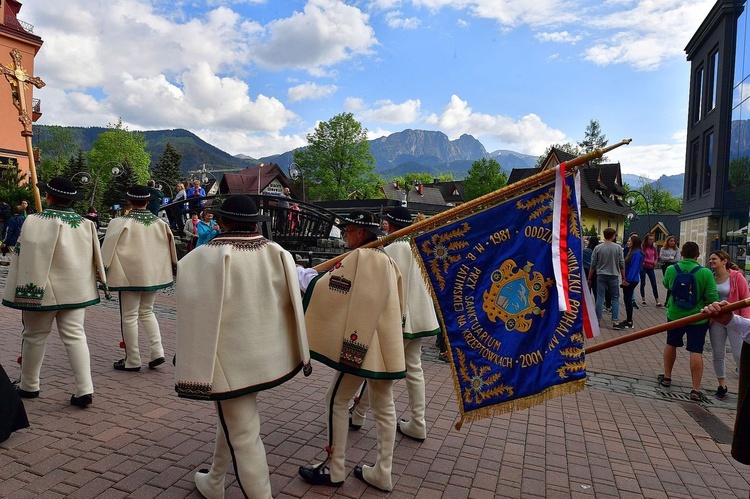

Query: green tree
[
  {"left": 626, "top": 180, "right": 682, "bottom": 216},
  {"left": 37, "top": 125, "right": 78, "bottom": 182},
  {"left": 0, "top": 165, "right": 32, "bottom": 209},
  {"left": 578, "top": 119, "right": 608, "bottom": 165},
  {"left": 61, "top": 149, "right": 91, "bottom": 213},
  {"left": 728, "top": 156, "right": 750, "bottom": 203},
  {"left": 102, "top": 158, "right": 139, "bottom": 213},
  {"left": 391, "top": 172, "right": 434, "bottom": 194},
  {"left": 150, "top": 142, "right": 183, "bottom": 198},
  {"left": 534, "top": 142, "right": 582, "bottom": 168},
  {"left": 437, "top": 172, "right": 454, "bottom": 182},
  {"left": 87, "top": 119, "right": 151, "bottom": 206},
  {"left": 463, "top": 158, "right": 507, "bottom": 201},
  {"left": 293, "top": 112, "right": 380, "bottom": 201}
]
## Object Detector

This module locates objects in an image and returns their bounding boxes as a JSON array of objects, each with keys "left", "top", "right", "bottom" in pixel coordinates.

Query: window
[
  {"left": 688, "top": 140, "right": 699, "bottom": 198},
  {"left": 702, "top": 132, "right": 714, "bottom": 195},
  {"left": 693, "top": 66, "right": 704, "bottom": 123},
  {"left": 708, "top": 50, "right": 719, "bottom": 112}
]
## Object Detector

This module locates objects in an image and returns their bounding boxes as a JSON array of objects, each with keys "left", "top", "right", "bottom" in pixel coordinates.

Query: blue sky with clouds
[{"left": 19, "top": 0, "right": 715, "bottom": 178}]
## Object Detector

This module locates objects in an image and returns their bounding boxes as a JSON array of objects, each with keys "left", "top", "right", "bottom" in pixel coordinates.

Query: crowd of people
[
  {"left": 586, "top": 229, "right": 748, "bottom": 404},
  {"left": 1, "top": 178, "right": 747, "bottom": 493}
]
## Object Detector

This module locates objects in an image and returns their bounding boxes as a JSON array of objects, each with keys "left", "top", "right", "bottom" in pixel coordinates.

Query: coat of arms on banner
[{"left": 411, "top": 173, "right": 588, "bottom": 427}]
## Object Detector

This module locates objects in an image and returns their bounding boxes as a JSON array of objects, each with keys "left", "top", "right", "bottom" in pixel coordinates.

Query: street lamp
[
  {"left": 153, "top": 179, "right": 173, "bottom": 198},
  {"left": 70, "top": 161, "right": 122, "bottom": 206},
  {"left": 625, "top": 190, "right": 651, "bottom": 232},
  {"left": 288, "top": 162, "right": 305, "bottom": 203}
]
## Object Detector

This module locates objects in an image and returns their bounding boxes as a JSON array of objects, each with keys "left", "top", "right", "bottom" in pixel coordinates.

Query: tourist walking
[
  {"left": 587, "top": 227, "right": 626, "bottom": 327},
  {"left": 640, "top": 234, "right": 662, "bottom": 307},
  {"left": 616, "top": 235, "right": 644, "bottom": 330},
  {"left": 660, "top": 242, "right": 719, "bottom": 401},
  {"left": 707, "top": 250, "right": 750, "bottom": 400}
]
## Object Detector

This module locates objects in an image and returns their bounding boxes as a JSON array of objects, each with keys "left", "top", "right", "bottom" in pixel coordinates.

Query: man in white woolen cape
[{"left": 175, "top": 195, "right": 311, "bottom": 499}]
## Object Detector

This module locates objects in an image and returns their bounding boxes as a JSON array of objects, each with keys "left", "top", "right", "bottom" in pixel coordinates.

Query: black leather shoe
[
  {"left": 397, "top": 420, "right": 426, "bottom": 442},
  {"left": 113, "top": 359, "right": 141, "bottom": 372},
  {"left": 298, "top": 464, "right": 343, "bottom": 487},
  {"left": 148, "top": 357, "right": 166, "bottom": 369},
  {"left": 70, "top": 394, "right": 93, "bottom": 407},
  {"left": 15, "top": 385, "right": 39, "bottom": 399},
  {"left": 349, "top": 414, "right": 362, "bottom": 431},
  {"left": 353, "top": 465, "right": 391, "bottom": 492}
]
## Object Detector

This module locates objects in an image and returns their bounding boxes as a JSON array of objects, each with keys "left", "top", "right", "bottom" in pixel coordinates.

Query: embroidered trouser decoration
[{"left": 199, "top": 395, "right": 272, "bottom": 499}]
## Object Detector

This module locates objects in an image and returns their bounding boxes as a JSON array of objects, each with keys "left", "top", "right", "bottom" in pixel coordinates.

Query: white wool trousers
[
  {"left": 20, "top": 308, "right": 93, "bottom": 397},
  {"left": 198, "top": 394, "right": 272, "bottom": 499},
  {"left": 351, "top": 338, "right": 428, "bottom": 439},
  {"left": 326, "top": 372, "right": 396, "bottom": 490},
  {"left": 119, "top": 290, "right": 164, "bottom": 368}
]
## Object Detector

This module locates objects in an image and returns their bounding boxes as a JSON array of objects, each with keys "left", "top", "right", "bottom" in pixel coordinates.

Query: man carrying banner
[
  {"left": 349, "top": 206, "right": 440, "bottom": 442},
  {"left": 297, "top": 210, "right": 405, "bottom": 492},
  {"left": 2, "top": 177, "right": 107, "bottom": 408},
  {"left": 101, "top": 185, "right": 177, "bottom": 372},
  {"left": 175, "top": 195, "right": 311, "bottom": 499}
]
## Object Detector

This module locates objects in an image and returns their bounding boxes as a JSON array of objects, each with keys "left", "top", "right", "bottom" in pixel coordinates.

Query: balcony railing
[
  {"left": 4, "top": 14, "right": 34, "bottom": 34},
  {"left": 32, "top": 99, "right": 41, "bottom": 114}
]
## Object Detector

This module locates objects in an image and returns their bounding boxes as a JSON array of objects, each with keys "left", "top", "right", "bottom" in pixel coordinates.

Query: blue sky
[{"left": 19, "top": 0, "right": 715, "bottom": 178}]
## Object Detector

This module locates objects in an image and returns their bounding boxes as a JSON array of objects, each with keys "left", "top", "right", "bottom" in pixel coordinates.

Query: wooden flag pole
[
  {"left": 314, "top": 138, "right": 633, "bottom": 271},
  {"left": 1, "top": 49, "right": 46, "bottom": 213},
  {"left": 586, "top": 298, "right": 750, "bottom": 354}
]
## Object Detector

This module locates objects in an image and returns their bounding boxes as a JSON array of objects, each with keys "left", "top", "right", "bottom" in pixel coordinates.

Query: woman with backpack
[
  {"left": 707, "top": 250, "right": 750, "bottom": 400},
  {"left": 615, "top": 235, "right": 644, "bottom": 330},
  {"left": 640, "top": 234, "right": 662, "bottom": 307}
]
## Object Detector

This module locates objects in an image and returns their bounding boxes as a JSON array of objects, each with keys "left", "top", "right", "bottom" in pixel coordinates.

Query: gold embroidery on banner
[{"left": 456, "top": 349, "right": 513, "bottom": 405}]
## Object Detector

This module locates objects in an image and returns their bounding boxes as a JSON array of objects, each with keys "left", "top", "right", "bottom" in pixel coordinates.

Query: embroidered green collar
[
  {"left": 38, "top": 207, "right": 84, "bottom": 228},
  {"left": 123, "top": 209, "right": 158, "bottom": 226}
]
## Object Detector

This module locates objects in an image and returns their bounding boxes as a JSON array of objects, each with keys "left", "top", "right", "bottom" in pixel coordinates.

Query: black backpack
[{"left": 671, "top": 263, "right": 701, "bottom": 309}]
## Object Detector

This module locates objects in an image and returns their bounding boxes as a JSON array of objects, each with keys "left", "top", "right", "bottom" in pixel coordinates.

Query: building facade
[
  {"left": 0, "top": 0, "right": 43, "bottom": 178},
  {"left": 684, "top": 0, "right": 747, "bottom": 265}
]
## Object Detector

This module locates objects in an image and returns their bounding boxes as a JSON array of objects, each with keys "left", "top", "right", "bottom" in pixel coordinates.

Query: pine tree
[
  {"left": 61, "top": 149, "right": 91, "bottom": 213},
  {"left": 578, "top": 119, "right": 608, "bottom": 165},
  {"left": 150, "top": 143, "right": 183, "bottom": 199}
]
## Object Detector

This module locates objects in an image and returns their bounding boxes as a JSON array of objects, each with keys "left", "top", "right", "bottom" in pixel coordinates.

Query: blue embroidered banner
[{"left": 411, "top": 174, "right": 587, "bottom": 426}]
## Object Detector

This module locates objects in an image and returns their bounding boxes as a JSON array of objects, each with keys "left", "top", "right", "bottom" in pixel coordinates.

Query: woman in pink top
[
  {"left": 639, "top": 234, "right": 662, "bottom": 307},
  {"left": 708, "top": 250, "right": 750, "bottom": 400}
]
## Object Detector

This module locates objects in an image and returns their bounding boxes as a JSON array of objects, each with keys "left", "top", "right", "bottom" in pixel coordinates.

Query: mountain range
[{"left": 32, "top": 125, "right": 684, "bottom": 197}]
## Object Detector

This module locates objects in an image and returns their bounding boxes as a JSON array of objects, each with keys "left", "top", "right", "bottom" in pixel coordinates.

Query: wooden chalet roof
[
  {"left": 431, "top": 180, "right": 465, "bottom": 204},
  {"left": 508, "top": 148, "right": 629, "bottom": 216},
  {"left": 219, "top": 163, "right": 294, "bottom": 196},
  {"left": 382, "top": 182, "right": 447, "bottom": 206}
]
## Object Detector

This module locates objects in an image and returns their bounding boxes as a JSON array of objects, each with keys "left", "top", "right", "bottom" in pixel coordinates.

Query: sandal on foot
[
  {"left": 690, "top": 390, "right": 706, "bottom": 402},
  {"left": 657, "top": 374, "right": 671, "bottom": 387}
]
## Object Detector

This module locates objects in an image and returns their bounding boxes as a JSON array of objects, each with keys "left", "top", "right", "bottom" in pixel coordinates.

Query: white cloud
[
  {"left": 352, "top": 99, "right": 422, "bottom": 123},
  {"left": 583, "top": 0, "right": 714, "bottom": 70},
  {"left": 456, "top": 18, "right": 469, "bottom": 28},
  {"left": 608, "top": 135, "right": 686, "bottom": 178},
  {"left": 411, "top": 0, "right": 578, "bottom": 27},
  {"left": 368, "top": 0, "right": 402, "bottom": 9},
  {"left": 535, "top": 30, "right": 582, "bottom": 44},
  {"left": 250, "top": 0, "right": 378, "bottom": 71},
  {"left": 195, "top": 129, "right": 308, "bottom": 158},
  {"left": 385, "top": 11, "right": 421, "bottom": 29},
  {"left": 287, "top": 82, "right": 338, "bottom": 102},
  {"left": 426, "top": 95, "right": 566, "bottom": 154}
]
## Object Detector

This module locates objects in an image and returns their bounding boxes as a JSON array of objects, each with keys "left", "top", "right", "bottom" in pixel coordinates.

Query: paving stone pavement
[{"left": 1, "top": 265, "right": 749, "bottom": 498}]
